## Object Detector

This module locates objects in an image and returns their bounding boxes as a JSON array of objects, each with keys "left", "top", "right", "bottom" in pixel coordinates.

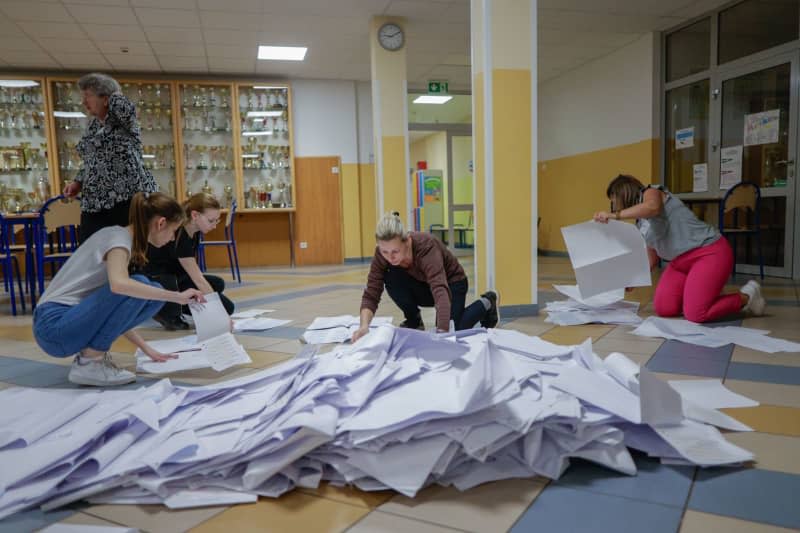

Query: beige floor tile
[
  {"left": 592, "top": 337, "right": 662, "bottom": 358},
  {"left": 723, "top": 380, "right": 800, "bottom": 409},
  {"left": 378, "top": 479, "right": 546, "bottom": 533},
  {"left": 539, "top": 325, "right": 614, "bottom": 345},
  {"left": 236, "top": 335, "right": 293, "bottom": 351},
  {"left": 730, "top": 345, "right": 800, "bottom": 368},
  {"left": 245, "top": 349, "right": 293, "bottom": 369},
  {"left": 346, "top": 511, "right": 461, "bottom": 533},
  {"left": 267, "top": 339, "right": 304, "bottom": 355},
  {"left": 723, "top": 432, "right": 800, "bottom": 475},
  {"left": 297, "top": 483, "right": 395, "bottom": 509},
  {"left": 679, "top": 510, "right": 796, "bottom": 533},
  {"left": 0, "top": 381, "right": 14, "bottom": 390},
  {"left": 189, "top": 492, "right": 369, "bottom": 533},
  {"left": 721, "top": 405, "right": 800, "bottom": 437},
  {"left": 85, "top": 504, "right": 227, "bottom": 533},
  {"left": 52, "top": 511, "right": 125, "bottom": 528}
]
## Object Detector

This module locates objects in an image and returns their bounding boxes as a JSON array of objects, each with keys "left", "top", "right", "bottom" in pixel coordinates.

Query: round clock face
[{"left": 378, "top": 22, "right": 404, "bottom": 51}]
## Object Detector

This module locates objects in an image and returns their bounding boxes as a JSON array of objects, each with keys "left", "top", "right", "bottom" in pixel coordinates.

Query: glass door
[
  {"left": 447, "top": 133, "right": 474, "bottom": 256},
  {"left": 717, "top": 53, "right": 797, "bottom": 277}
]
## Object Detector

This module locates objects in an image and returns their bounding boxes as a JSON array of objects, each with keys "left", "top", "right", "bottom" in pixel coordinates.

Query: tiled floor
[{"left": 0, "top": 256, "right": 798, "bottom": 532}]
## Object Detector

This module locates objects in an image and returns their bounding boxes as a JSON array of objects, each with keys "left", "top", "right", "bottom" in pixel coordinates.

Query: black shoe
[
  {"left": 399, "top": 316, "right": 425, "bottom": 330},
  {"left": 153, "top": 314, "right": 191, "bottom": 331},
  {"left": 480, "top": 291, "right": 499, "bottom": 328}
]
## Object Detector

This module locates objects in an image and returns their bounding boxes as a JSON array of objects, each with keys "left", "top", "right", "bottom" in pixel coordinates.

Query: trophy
[{"left": 223, "top": 184, "right": 233, "bottom": 208}]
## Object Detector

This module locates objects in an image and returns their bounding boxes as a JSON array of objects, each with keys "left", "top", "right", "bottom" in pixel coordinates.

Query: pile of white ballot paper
[
  {"left": 545, "top": 285, "right": 642, "bottom": 326},
  {"left": 302, "top": 315, "right": 394, "bottom": 344},
  {"left": 0, "top": 325, "right": 758, "bottom": 519}
]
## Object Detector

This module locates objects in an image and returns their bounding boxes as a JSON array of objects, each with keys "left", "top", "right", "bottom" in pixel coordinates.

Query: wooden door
[{"left": 294, "top": 156, "right": 344, "bottom": 265}]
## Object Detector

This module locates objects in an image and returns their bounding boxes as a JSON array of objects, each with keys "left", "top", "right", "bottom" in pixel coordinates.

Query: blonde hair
[
  {"left": 129, "top": 192, "right": 185, "bottom": 268},
  {"left": 183, "top": 192, "right": 220, "bottom": 218},
  {"left": 375, "top": 211, "right": 407, "bottom": 241}
]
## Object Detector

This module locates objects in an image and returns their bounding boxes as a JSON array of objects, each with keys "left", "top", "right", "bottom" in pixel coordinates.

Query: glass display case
[
  {"left": 178, "top": 83, "right": 236, "bottom": 208},
  {"left": 50, "top": 79, "right": 89, "bottom": 195},
  {"left": 237, "top": 84, "right": 293, "bottom": 210},
  {"left": 0, "top": 78, "right": 51, "bottom": 213},
  {"left": 119, "top": 81, "right": 177, "bottom": 197}
]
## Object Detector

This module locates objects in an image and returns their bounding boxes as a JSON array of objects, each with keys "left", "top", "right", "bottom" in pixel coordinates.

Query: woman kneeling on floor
[
  {"left": 142, "top": 192, "right": 235, "bottom": 331},
  {"left": 352, "top": 212, "right": 499, "bottom": 342},
  {"left": 33, "top": 192, "right": 206, "bottom": 387},
  {"left": 593, "top": 174, "right": 765, "bottom": 323}
]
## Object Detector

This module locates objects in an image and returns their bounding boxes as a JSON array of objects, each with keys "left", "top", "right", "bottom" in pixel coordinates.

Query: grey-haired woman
[{"left": 63, "top": 72, "right": 157, "bottom": 243}]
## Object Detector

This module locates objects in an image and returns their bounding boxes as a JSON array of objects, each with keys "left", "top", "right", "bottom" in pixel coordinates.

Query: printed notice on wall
[
  {"left": 720, "top": 146, "right": 743, "bottom": 190},
  {"left": 692, "top": 163, "right": 708, "bottom": 192},
  {"left": 675, "top": 127, "right": 694, "bottom": 150},
  {"left": 744, "top": 109, "right": 780, "bottom": 146}
]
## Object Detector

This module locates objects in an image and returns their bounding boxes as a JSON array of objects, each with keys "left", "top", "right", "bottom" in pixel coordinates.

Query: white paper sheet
[
  {"left": 189, "top": 293, "right": 232, "bottom": 342},
  {"left": 233, "top": 318, "right": 292, "bottom": 332},
  {"left": 232, "top": 309, "right": 275, "bottom": 319},
  {"left": 668, "top": 379, "right": 759, "bottom": 409},
  {"left": 561, "top": 220, "right": 651, "bottom": 298},
  {"left": 136, "top": 333, "right": 251, "bottom": 374},
  {"left": 40, "top": 525, "right": 139, "bottom": 533},
  {"left": 553, "top": 285, "right": 624, "bottom": 308}
]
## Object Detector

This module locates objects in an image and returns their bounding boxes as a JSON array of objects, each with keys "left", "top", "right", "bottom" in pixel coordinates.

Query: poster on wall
[
  {"left": 743, "top": 109, "right": 780, "bottom": 146},
  {"left": 675, "top": 127, "right": 695, "bottom": 150},
  {"left": 692, "top": 163, "right": 708, "bottom": 192},
  {"left": 720, "top": 146, "right": 743, "bottom": 190}
]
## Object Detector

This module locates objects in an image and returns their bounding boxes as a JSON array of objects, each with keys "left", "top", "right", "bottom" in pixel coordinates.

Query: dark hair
[
  {"left": 128, "top": 192, "right": 184, "bottom": 268},
  {"left": 606, "top": 174, "right": 645, "bottom": 211},
  {"left": 183, "top": 192, "right": 220, "bottom": 218}
]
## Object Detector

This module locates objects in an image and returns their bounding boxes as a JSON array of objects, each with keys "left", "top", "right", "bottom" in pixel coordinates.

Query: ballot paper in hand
[
  {"left": 190, "top": 292, "right": 231, "bottom": 342},
  {"left": 561, "top": 220, "right": 651, "bottom": 298}
]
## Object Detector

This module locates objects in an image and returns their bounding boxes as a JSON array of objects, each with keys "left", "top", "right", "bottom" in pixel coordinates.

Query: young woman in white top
[{"left": 33, "top": 192, "right": 206, "bottom": 386}]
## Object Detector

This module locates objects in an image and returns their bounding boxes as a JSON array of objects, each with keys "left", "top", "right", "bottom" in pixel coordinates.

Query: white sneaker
[
  {"left": 740, "top": 280, "right": 766, "bottom": 316},
  {"left": 68, "top": 353, "right": 136, "bottom": 387}
]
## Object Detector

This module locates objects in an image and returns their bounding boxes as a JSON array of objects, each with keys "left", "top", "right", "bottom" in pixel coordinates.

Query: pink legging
[{"left": 653, "top": 237, "right": 742, "bottom": 323}]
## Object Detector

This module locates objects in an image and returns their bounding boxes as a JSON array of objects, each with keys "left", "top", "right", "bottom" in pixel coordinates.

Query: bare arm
[
  {"left": 351, "top": 307, "right": 375, "bottom": 343},
  {"left": 595, "top": 188, "right": 664, "bottom": 222},
  {"left": 648, "top": 247, "right": 659, "bottom": 271},
  {"left": 178, "top": 256, "right": 214, "bottom": 294},
  {"left": 123, "top": 329, "right": 176, "bottom": 362},
  {"left": 106, "top": 247, "right": 205, "bottom": 305}
]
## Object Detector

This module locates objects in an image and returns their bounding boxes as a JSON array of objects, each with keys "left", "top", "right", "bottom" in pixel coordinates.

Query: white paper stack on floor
[
  {"left": 545, "top": 285, "right": 642, "bottom": 326},
  {"left": 0, "top": 326, "right": 755, "bottom": 519},
  {"left": 302, "top": 315, "right": 394, "bottom": 344},
  {"left": 136, "top": 333, "right": 252, "bottom": 374},
  {"left": 632, "top": 316, "right": 800, "bottom": 353}
]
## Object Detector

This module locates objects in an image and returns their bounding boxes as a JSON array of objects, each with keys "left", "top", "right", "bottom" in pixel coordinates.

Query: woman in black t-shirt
[{"left": 144, "top": 193, "right": 235, "bottom": 330}]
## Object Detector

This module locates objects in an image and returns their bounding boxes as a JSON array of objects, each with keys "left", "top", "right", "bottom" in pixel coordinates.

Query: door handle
[{"left": 775, "top": 160, "right": 794, "bottom": 165}]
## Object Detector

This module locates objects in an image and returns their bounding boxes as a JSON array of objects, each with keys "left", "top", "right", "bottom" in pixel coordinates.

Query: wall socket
[{"left": 299, "top": 241, "right": 308, "bottom": 249}]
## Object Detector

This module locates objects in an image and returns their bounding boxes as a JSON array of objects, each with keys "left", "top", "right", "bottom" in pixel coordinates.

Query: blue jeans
[{"left": 33, "top": 274, "right": 165, "bottom": 357}]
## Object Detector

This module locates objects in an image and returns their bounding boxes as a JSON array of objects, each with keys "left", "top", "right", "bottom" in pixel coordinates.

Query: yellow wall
[
  {"left": 341, "top": 163, "right": 362, "bottom": 259},
  {"left": 538, "top": 138, "right": 657, "bottom": 252},
  {"left": 451, "top": 135, "right": 473, "bottom": 229},
  {"left": 358, "top": 163, "right": 377, "bottom": 259},
  {"left": 380, "top": 135, "right": 408, "bottom": 220}
]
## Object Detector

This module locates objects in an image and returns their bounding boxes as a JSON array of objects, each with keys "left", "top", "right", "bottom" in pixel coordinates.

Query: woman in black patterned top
[{"left": 63, "top": 73, "right": 158, "bottom": 243}]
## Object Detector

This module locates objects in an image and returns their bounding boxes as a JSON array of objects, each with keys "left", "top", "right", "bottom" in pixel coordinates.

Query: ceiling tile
[
  {"left": 0, "top": 35, "right": 43, "bottom": 51},
  {"left": 94, "top": 41, "right": 154, "bottom": 56},
  {"left": 384, "top": 0, "right": 450, "bottom": 21},
  {"left": 64, "top": 4, "right": 139, "bottom": 25},
  {"left": 538, "top": 10, "right": 662, "bottom": 33},
  {"left": 150, "top": 41, "right": 206, "bottom": 57},
  {"left": 104, "top": 53, "right": 161, "bottom": 69},
  {"left": 203, "top": 29, "right": 260, "bottom": 46},
  {"left": 50, "top": 52, "right": 111, "bottom": 69},
  {"left": 36, "top": 38, "right": 100, "bottom": 54},
  {"left": 207, "top": 56, "right": 255, "bottom": 73},
  {"left": 0, "top": 16, "right": 26, "bottom": 36},
  {"left": 0, "top": 48, "right": 57, "bottom": 64},
  {"left": 143, "top": 26, "right": 204, "bottom": 43},
  {"left": 539, "top": 1, "right": 682, "bottom": 16},
  {"left": 81, "top": 24, "right": 148, "bottom": 42},
  {"left": 669, "top": 0, "right": 731, "bottom": 19},
  {"left": 200, "top": 10, "right": 263, "bottom": 31},
  {"left": 157, "top": 55, "right": 209, "bottom": 71},
  {"left": 17, "top": 21, "right": 86, "bottom": 39},
  {"left": 6, "top": 57, "right": 60, "bottom": 68},
  {"left": 198, "top": 0, "right": 261, "bottom": 12},
  {"left": 206, "top": 44, "right": 255, "bottom": 59},
  {"left": 131, "top": 0, "right": 197, "bottom": 8},
  {"left": 0, "top": 1, "right": 72, "bottom": 22},
  {"left": 134, "top": 8, "right": 201, "bottom": 28}
]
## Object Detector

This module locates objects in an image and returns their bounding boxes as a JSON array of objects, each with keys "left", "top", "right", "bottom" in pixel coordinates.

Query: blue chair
[
  {"left": 719, "top": 181, "right": 764, "bottom": 280},
  {"left": 0, "top": 213, "right": 27, "bottom": 315},
  {"left": 197, "top": 200, "right": 241, "bottom": 283},
  {"left": 36, "top": 196, "right": 80, "bottom": 297}
]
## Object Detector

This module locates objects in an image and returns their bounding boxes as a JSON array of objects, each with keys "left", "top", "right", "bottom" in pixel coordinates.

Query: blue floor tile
[
  {"left": 765, "top": 299, "right": 800, "bottom": 307},
  {"left": 238, "top": 325, "right": 307, "bottom": 339},
  {"left": 726, "top": 363, "right": 800, "bottom": 386},
  {"left": 646, "top": 354, "right": 728, "bottom": 378},
  {"left": 689, "top": 468, "right": 800, "bottom": 529},
  {"left": 511, "top": 484, "right": 683, "bottom": 533},
  {"left": 0, "top": 507, "right": 74, "bottom": 533},
  {"left": 0, "top": 359, "right": 64, "bottom": 382},
  {"left": 556, "top": 454, "right": 695, "bottom": 507},
  {"left": 652, "top": 340, "right": 734, "bottom": 361}
]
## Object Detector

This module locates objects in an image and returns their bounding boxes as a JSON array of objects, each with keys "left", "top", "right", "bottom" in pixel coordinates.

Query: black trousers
[
  {"left": 146, "top": 272, "right": 235, "bottom": 320},
  {"left": 79, "top": 199, "right": 132, "bottom": 244},
  {"left": 384, "top": 267, "right": 486, "bottom": 330}
]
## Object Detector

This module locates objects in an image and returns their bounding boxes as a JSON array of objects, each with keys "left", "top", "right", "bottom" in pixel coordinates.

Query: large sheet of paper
[
  {"left": 232, "top": 309, "right": 275, "bottom": 319},
  {"left": 136, "top": 333, "right": 251, "bottom": 374},
  {"left": 668, "top": 379, "right": 759, "bottom": 409},
  {"left": 561, "top": 220, "right": 651, "bottom": 298},
  {"left": 234, "top": 318, "right": 292, "bottom": 332},
  {"left": 302, "top": 316, "right": 394, "bottom": 344},
  {"left": 189, "top": 293, "right": 231, "bottom": 342}
]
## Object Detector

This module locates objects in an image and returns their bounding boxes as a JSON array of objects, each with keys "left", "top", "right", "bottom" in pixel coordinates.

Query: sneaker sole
[{"left": 69, "top": 374, "right": 136, "bottom": 387}]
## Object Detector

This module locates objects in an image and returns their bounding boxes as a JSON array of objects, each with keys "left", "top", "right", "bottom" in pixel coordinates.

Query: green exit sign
[{"left": 427, "top": 80, "right": 449, "bottom": 94}]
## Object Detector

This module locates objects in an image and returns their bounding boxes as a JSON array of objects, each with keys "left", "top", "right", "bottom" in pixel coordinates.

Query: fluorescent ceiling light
[
  {"left": 242, "top": 130, "right": 273, "bottom": 136},
  {"left": 0, "top": 80, "right": 39, "bottom": 88},
  {"left": 257, "top": 45, "right": 307, "bottom": 61},
  {"left": 54, "top": 111, "right": 87, "bottom": 118},
  {"left": 413, "top": 95, "right": 453, "bottom": 104},
  {"left": 247, "top": 111, "right": 283, "bottom": 118},
  {"left": 241, "top": 154, "right": 259, "bottom": 158},
  {"left": 142, "top": 154, "right": 155, "bottom": 159},
  {"left": 253, "top": 86, "right": 286, "bottom": 90}
]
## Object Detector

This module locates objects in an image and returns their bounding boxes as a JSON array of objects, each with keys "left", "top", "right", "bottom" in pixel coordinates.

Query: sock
[{"left": 480, "top": 297, "right": 491, "bottom": 310}]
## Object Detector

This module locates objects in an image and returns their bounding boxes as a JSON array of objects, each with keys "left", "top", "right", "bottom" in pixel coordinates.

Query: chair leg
[
  {"left": 757, "top": 230, "right": 765, "bottom": 280},
  {"left": 231, "top": 242, "right": 241, "bottom": 283},
  {"left": 226, "top": 244, "right": 234, "bottom": 280},
  {"left": 3, "top": 260, "right": 14, "bottom": 316},
  {"left": 14, "top": 257, "right": 26, "bottom": 314},
  {"left": 731, "top": 235, "right": 737, "bottom": 281}
]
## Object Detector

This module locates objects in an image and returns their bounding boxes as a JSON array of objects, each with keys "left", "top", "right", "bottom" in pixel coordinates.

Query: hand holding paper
[{"left": 190, "top": 292, "right": 232, "bottom": 342}]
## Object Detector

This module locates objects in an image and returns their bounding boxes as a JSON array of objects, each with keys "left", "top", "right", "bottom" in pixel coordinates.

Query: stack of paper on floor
[
  {"left": 302, "top": 315, "right": 394, "bottom": 344},
  {"left": 561, "top": 220, "right": 651, "bottom": 298},
  {"left": 545, "top": 285, "right": 642, "bottom": 326},
  {"left": 0, "top": 325, "right": 755, "bottom": 519},
  {"left": 632, "top": 316, "right": 800, "bottom": 353}
]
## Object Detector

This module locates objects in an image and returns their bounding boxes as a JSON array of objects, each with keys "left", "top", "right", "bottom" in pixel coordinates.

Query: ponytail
[
  {"left": 128, "top": 192, "right": 184, "bottom": 268},
  {"left": 375, "top": 211, "right": 407, "bottom": 241}
]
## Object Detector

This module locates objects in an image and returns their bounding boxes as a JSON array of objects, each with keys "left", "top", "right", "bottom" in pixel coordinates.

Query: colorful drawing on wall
[{"left": 423, "top": 175, "right": 442, "bottom": 203}]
